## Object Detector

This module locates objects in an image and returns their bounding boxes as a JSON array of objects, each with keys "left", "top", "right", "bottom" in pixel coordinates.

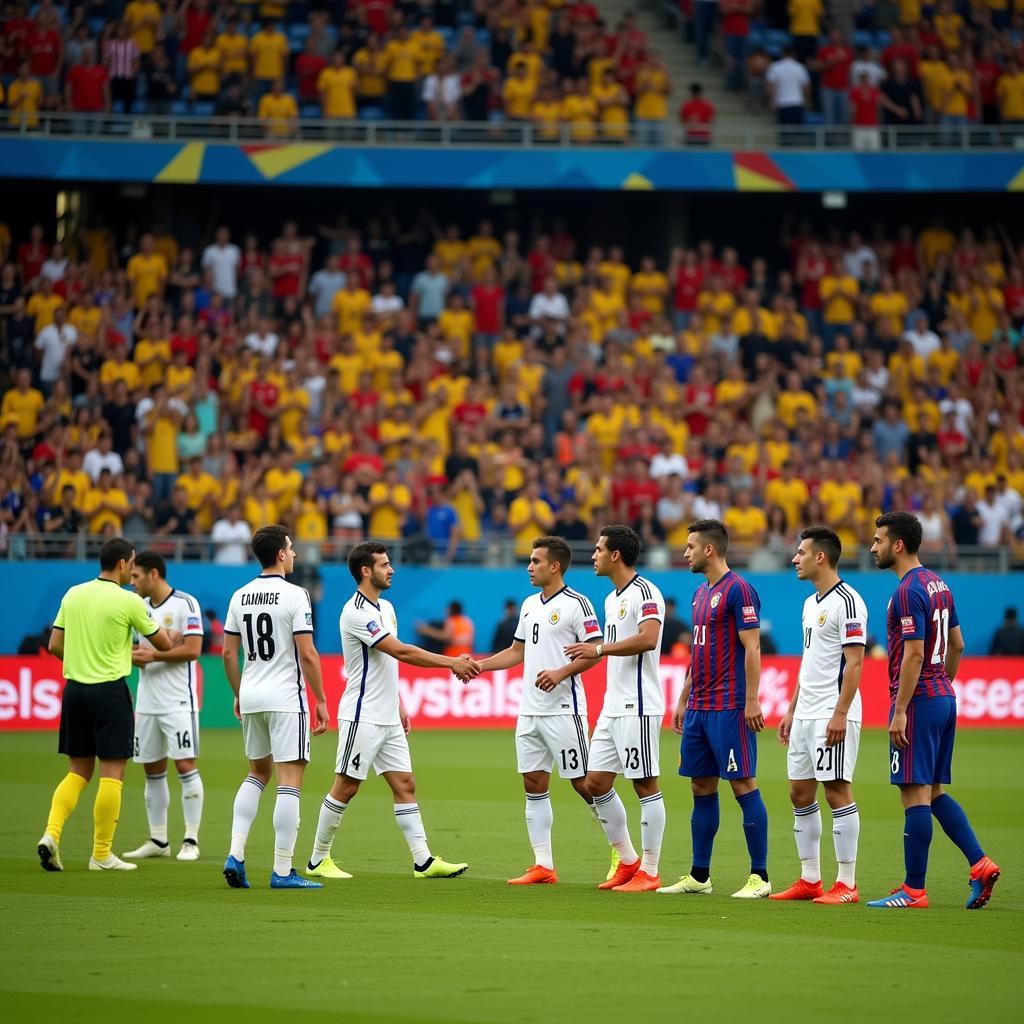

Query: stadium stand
[{"left": 1, "top": 208, "right": 1023, "bottom": 568}]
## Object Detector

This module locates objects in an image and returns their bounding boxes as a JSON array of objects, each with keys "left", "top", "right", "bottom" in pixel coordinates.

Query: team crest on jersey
[
  {"left": 618, "top": 600, "right": 627, "bottom": 619},
  {"left": 366, "top": 619, "right": 381, "bottom": 636},
  {"left": 549, "top": 611, "right": 560, "bottom": 625},
  {"left": 817, "top": 611, "right": 828, "bottom": 626},
  {"left": 390, "top": 613, "right": 398, "bottom": 629},
  {"left": 710, "top": 594, "right": 722, "bottom": 609},
  {"left": 163, "top": 614, "right": 173, "bottom": 627}
]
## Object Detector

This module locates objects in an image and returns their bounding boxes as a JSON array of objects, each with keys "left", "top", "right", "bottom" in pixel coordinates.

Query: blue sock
[
  {"left": 931, "top": 793, "right": 984, "bottom": 866},
  {"left": 736, "top": 789, "right": 769, "bottom": 880},
  {"left": 690, "top": 793, "right": 720, "bottom": 881},
  {"left": 903, "top": 804, "right": 933, "bottom": 890}
]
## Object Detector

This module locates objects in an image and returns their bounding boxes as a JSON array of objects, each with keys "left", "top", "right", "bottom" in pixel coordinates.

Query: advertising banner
[{"left": 3, "top": 656, "right": 1023, "bottom": 731}]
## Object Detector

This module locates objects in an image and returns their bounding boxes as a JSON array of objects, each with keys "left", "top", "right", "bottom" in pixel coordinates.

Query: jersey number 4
[{"left": 242, "top": 613, "right": 276, "bottom": 662}]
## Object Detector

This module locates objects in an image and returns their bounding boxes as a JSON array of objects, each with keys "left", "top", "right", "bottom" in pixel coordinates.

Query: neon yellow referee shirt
[{"left": 53, "top": 578, "right": 159, "bottom": 684}]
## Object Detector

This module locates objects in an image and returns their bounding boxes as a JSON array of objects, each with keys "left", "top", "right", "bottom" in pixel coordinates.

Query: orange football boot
[
  {"left": 507, "top": 865, "right": 558, "bottom": 885},
  {"left": 597, "top": 858, "right": 641, "bottom": 890},
  {"left": 769, "top": 877, "right": 824, "bottom": 901},
  {"left": 613, "top": 870, "right": 661, "bottom": 892},
  {"left": 812, "top": 881, "right": 859, "bottom": 904}
]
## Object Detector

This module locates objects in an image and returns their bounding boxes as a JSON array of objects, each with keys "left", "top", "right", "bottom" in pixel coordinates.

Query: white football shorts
[
  {"left": 588, "top": 714, "right": 661, "bottom": 779},
  {"left": 335, "top": 719, "right": 412, "bottom": 780},
  {"left": 516, "top": 714, "right": 590, "bottom": 778},
  {"left": 241, "top": 710, "right": 310, "bottom": 763},
  {"left": 788, "top": 717, "right": 861, "bottom": 783},
  {"left": 133, "top": 710, "right": 200, "bottom": 763}
]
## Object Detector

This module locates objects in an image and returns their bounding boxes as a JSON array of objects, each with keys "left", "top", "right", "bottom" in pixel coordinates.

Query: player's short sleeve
[
  {"left": 898, "top": 581, "right": 929, "bottom": 641},
  {"left": 572, "top": 594, "right": 603, "bottom": 641},
  {"left": 513, "top": 600, "right": 529, "bottom": 644},
  {"left": 291, "top": 587, "right": 314, "bottom": 636},
  {"left": 342, "top": 601, "right": 391, "bottom": 648},
  {"left": 129, "top": 592, "right": 160, "bottom": 637},
  {"left": 177, "top": 594, "right": 204, "bottom": 637},
  {"left": 948, "top": 594, "right": 960, "bottom": 630},
  {"left": 636, "top": 585, "right": 664, "bottom": 626},
  {"left": 223, "top": 595, "right": 241, "bottom": 636},
  {"left": 54, "top": 596, "right": 66, "bottom": 630},
  {"left": 730, "top": 579, "right": 760, "bottom": 631},
  {"left": 839, "top": 591, "right": 868, "bottom": 647}
]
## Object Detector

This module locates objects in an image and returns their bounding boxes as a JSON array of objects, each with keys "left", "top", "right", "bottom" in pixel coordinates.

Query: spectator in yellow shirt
[
  {"left": 264, "top": 450, "right": 304, "bottom": 517},
  {"left": 867, "top": 273, "right": 908, "bottom": 334},
  {"left": 353, "top": 34, "right": 389, "bottom": 105},
  {"left": 777, "top": 370, "right": 817, "bottom": 428},
  {"left": 318, "top": 51, "right": 357, "bottom": 119},
  {"left": 1, "top": 368, "right": 45, "bottom": 439},
  {"left": 250, "top": 19, "right": 289, "bottom": 89},
  {"left": 724, "top": 489, "right": 768, "bottom": 548},
  {"left": 788, "top": 0, "right": 823, "bottom": 61},
  {"left": 764, "top": 462, "right": 810, "bottom": 530},
  {"left": 503, "top": 62, "right": 536, "bottom": 120},
  {"left": 188, "top": 29, "right": 221, "bottom": 100},
  {"left": 997, "top": 58, "right": 1024, "bottom": 123},
  {"left": 937, "top": 51, "right": 974, "bottom": 130},
  {"left": 819, "top": 269, "right": 859, "bottom": 343},
  {"left": 7, "top": 61, "right": 43, "bottom": 128},
  {"left": 561, "top": 78, "right": 597, "bottom": 142},
  {"left": 126, "top": 234, "right": 168, "bottom": 308},
  {"left": 258, "top": 79, "right": 298, "bottom": 138},
  {"left": 532, "top": 84, "right": 563, "bottom": 140},
  {"left": 933, "top": 0, "right": 964, "bottom": 52},
  {"left": 368, "top": 467, "right": 412, "bottom": 539},
  {"left": 82, "top": 469, "right": 131, "bottom": 533},
  {"left": 631, "top": 257, "right": 669, "bottom": 315},
  {"left": 592, "top": 67, "right": 630, "bottom": 142},
  {"left": 385, "top": 24, "right": 419, "bottom": 121},
  {"left": 27, "top": 278, "right": 64, "bottom": 333},
  {"left": 411, "top": 15, "right": 446, "bottom": 76},
  {"left": 634, "top": 55, "right": 670, "bottom": 145},
  {"left": 508, "top": 481, "right": 556, "bottom": 556},
  {"left": 124, "top": 0, "right": 161, "bottom": 56},
  {"left": 215, "top": 17, "right": 249, "bottom": 81}
]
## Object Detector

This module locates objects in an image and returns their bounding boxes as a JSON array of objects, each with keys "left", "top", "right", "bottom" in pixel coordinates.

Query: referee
[{"left": 38, "top": 538, "right": 173, "bottom": 872}]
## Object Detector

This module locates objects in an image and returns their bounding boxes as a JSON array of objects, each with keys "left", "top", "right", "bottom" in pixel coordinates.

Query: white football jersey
[
  {"left": 136, "top": 588, "right": 204, "bottom": 715},
  {"left": 796, "top": 580, "right": 867, "bottom": 722},
  {"left": 338, "top": 591, "right": 400, "bottom": 726},
  {"left": 601, "top": 575, "right": 665, "bottom": 718},
  {"left": 224, "top": 574, "right": 314, "bottom": 714},
  {"left": 515, "top": 586, "right": 603, "bottom": 717}
]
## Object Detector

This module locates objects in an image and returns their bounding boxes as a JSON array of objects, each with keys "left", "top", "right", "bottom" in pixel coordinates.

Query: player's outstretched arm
[
  {"left": 477, "top": 640, "right": 526, "bottom": 673},
  {"left": 564, "top": 619, "right": 660, "bottom": 661},
  {"left": 295, "top": 633, "right": 329, "bottom": 735},
  {"left": 826, "top": 645, "right": 864, "bottom": 747},
  {"left": 944, "top": 624, "right": 964, "bottom": 687},
  {"left": 740, "top": 628, "right": 764, "bottom": 733},
  {"left": 375, "top": 633, "right": 482, "bottom": 680}
]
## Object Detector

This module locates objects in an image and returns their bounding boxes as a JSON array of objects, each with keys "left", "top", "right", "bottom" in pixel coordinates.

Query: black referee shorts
[{"left": 58, "top": 679, "right": 134, "bottom": 759}]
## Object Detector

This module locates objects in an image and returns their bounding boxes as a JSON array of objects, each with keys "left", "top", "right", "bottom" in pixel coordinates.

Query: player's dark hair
[
  {"left": 99, "top": 537, "right": 135, "bottom": 571},
  {"left": 687, "top": 518, "right": 730, "bottom": 556},
  {"left": 348, "top": 541, "right": 388, "bottom": 583},
  {"left": 599, "top": 524, "right": 641, "bottom": 567},
  {"left": 252, "top": 524, "right": 290, "bottom": 568},
  {"left": 800, "top": 525, "right": 841, "bottom": 568},
  {"left": 134, "top": 550, "right": 167, "bottom": 579},
  {"left": 449, "top": 601, "right": 463, "bottom": 615},
  {"left": 533, "top": 535, "right": 572, "bottom": 574},
  {"left": 875, "top": 511, "right": 922, "bottom": 555}
]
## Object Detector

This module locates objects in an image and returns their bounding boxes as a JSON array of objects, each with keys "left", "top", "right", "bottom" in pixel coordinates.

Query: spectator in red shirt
[
  {"left": 25, "top": 11, "right": 60, "bottom": 98},
  {"left": 2, "top": 2, "right": 33, "bottom": 75},
  {"left": 719, "top": 246, "right": 749, "bottom": 294},
  {"left": 849, "top": 70, "right": 881, "bottom": 149},
  {"left": 268, "top": 238, "right": 305, "bottom": 305},
  {"left": 569, "top": 2, "right": 600, "bottom": 25},
  {"left": 720, "top": 0, "right": 752, "bottom": 92},
  {"left": 1004, "top": 265, "right": 1024, "bottom": 325},
  {"left": 470, "top": 266, "right": 505, "bottom": 348},
  {"left": 816, "top": 28, "right": 854, "bottom": 125},
  {"left": 65, "top": 44, "right": 110, "bottom": 115},
  {"left": 294, "top": 36, "right": 327, "bottom": 104},
  {"left": 355, "top": 0, "right": 393, "bottom": 37},
  {"left": 247, "top": 373, "right": 279, "bottom": 438},
  {"left": 880, "top": 27, "right": 919, "bottom": 78},
  {"left": 974, "top": 43, "right": 1001, "bottom": 125},
  {"left": 338, "top": 235, "right": 374, "bottom": 289},
  {"left": 17, "top": 223, "right": 48, "bottom": 285},
  {"left": 670, "top": 247, "right": 704, "bottom": 330},
  {"left": 178, "top": 0, "right": 211, "bottom": 58},
  {"left": 680, "top": 82, "right": 715, "bottom": 144}
]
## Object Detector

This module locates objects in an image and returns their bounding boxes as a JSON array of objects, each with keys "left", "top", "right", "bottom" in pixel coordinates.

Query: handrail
[
  {"left": 3, "top": 111, "right": 1023, "bottom": 152},
  {"left": 1, "top": 532, "right": 1014, "bottom": 572}
]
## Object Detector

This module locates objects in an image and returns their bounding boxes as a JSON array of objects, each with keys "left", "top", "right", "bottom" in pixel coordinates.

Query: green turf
[{"left": 1, "top": 728, "right": 1021, "bottom": 1023}]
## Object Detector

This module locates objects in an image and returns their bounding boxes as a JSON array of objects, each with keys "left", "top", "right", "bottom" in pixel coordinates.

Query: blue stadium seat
[
  {"left": 804, "top": 112, "right": 825, "bottom": 125},
  {"left": 876, "top": 30, "right": 892, "bottom": 48},
  {"left": 766, "top": 29, "right": 791, "bottom": 51},
  {"left": 192, "top": 101, "right": 216, "bottom": 116},
  {"left": 300, "top": 103, "right": 321, "bottom": 119},
  {"left": 170, "top": 100, "right": 191, "bottom": 116},
  {"left": 358, "top": 106, "right": 386, "bottom": 120},
  {"left": 438, "top": 27, "right": 455, "bottom": 48},
  {"left": 131, "top": 100, "right": 147, "bottom": 115},
  {"left": 476, "top": 29, "right": 491, "bottom": 49},
  {"left": 853, "top": 29, "right": 875, "bottom": 49},
  {"left": 88, "top": 16, "right": 107, "bottom": 35}
]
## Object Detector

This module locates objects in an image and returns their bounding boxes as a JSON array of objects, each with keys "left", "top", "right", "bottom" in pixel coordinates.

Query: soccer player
[
  {"left": 564, "top": 524, "right": 667, "bottom": 893},
  {"left": 867, "top": 512, "right": 1000, "bottom": 910},
  {"left": 305, "top": 542, "right": 476, "bottom": 880},
  {"left": 772, "top": 527, "right": 866, "bottom": 904},
  {"left": 38, "top": 537, "right": 173, "bottom": 872},
  {"left": 123, "top": 551, "right": 205, "bottom": 862},
  {"left": 221, "top": 525, "right": 330, "bottom": 890},
  {"left": 476, "top": 536, "right": 606, "bottom": 884},
  {"left": 661, "top": 519, "right": 769, "bottom": 898}
]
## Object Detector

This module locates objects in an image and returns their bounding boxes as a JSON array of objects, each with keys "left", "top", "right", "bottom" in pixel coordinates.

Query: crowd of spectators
[
  {"left": 1, "top": 208, "right": 1023, "bottom": 567},
  {"left": 671, "top": 0, "right": 1024, "bottom": 137},
  {"left": 0, "top": 1, "right": 683, "bottom": 141}
]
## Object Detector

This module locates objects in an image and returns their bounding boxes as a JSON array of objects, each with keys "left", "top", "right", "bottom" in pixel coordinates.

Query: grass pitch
[{"left": 1, "top": 728, "right": 1021, "bottom": 1023}]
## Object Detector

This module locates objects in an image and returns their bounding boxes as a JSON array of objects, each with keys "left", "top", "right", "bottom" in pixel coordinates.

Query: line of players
[{"left": 122, "top": 515, "right": 1000, "bottom": 908}]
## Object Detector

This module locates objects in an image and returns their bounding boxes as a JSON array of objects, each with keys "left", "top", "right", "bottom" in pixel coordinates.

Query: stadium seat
[
  {"left": 170, "top": 100, "right": 191, "bottom": 117},
  {"left": 300, "top": 104, "right": 321, "bottom": 119},
  {"left": 192, "top": 101, "right": 216, "bottom": 117},
  {"left": 359, "top": 106, "right": 386, "bottom": 120}
]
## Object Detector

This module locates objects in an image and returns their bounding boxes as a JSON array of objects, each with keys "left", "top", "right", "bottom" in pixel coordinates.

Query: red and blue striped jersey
[
  {"left": 688, "top": 571, "right": 761, "bottom": 711},
  {"left": 886, "top": 566, "right": 959, "bottom": 702}
]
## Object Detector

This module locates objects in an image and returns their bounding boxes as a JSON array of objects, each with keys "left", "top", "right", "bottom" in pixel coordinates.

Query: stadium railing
[
  {"left": 3, "top": 533, "right": 1016, "bottom": 572},
  {"left": 3, "top": 112, "right": 1024, "bottom": 150}
]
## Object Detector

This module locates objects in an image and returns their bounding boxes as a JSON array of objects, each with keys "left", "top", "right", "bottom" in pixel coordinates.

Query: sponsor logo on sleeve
[
  {"left": 844, "top": 620, "right": 864, "bottom": 640},
  {"left": 641, "top": 602, "right": 659, "bottom": 616},
  {"left": 900, "top": 616, "right": 916, "bottom": 636},
  {"left": 583, "top": 617, "right": 601, "bottom": 635},
  {"left": 742, "top": 605, "right": 758, "bottom": 624},
  {"left": 186, "top": 616, "right": 201, "bottom": 630},
  {"left": 367, "top": 620, "right": 381, "bottom": 637},
  {"left": 304, "top": 612, "right": 313, "bottom": 626}
]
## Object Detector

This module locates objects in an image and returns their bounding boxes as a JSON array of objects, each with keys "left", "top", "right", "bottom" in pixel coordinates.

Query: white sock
[
  {"left": 793, "top": 800, "right": 822, "bottom": 883},
  {"left": 525, "top": 792, "right": 554, "bottom": 869},
  {"left": 394, "top": 802, "right": 431, "bottom": 865},
  {"left": 144, "top": 771, "right": 170, "bottom": 844},
  {"left": 272, "top": 786, "right": 301, "bottom": 877},
  {"left": 310, "top": 795, "right": 347, "bottom": 865},
  {"left": 593, "top": 789, "right": 638, "bottom": 864},
  {"left": 179, "top": 769, "right": 203, "bottom": 843},
  {"left": 639, "top": 792, "right": 665, "bottom": 875},
  {"left": 831, "top": 802, "right": 860, "bottom": 887},
  {"left": 229, "top": 775, "right": 265, "bottom": 860}
]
